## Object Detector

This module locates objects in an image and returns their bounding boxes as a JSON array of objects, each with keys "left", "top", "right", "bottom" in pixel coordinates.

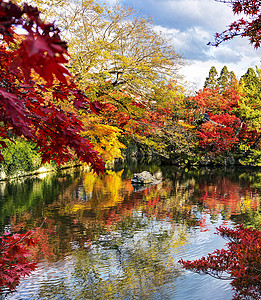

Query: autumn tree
[
  {"left": 184, "top": 87, "right": 242, "bottom": 158},
  {"left": 18, "top": 0, "right": 186, "bottom": 162},
  {"left": 0, "top": 0, "right": 104, "bottom": 173},
  {"left": 213, "top": 0, "right": 261, "bottom": 48},
  {"left": 60, "top": 0, "right": 186, "bottom": 161},
  {"left": 21, "top": 0, "right": 185, "bottom": 97},
  {"left": 36, "top": 0, "right": 184, "bottom": 96}
]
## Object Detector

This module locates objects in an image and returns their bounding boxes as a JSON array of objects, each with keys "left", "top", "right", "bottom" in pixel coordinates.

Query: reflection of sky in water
[
  {"left": 6, "top": 211, "right": 233, "bottom": 299},
  {"left": 1, "top": 166, "right": 261, "bottom": 299}
]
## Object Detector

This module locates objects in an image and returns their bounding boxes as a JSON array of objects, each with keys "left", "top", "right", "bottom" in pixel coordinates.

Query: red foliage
[
  {"left": 185, "top": 86, "right": 258, "bottom": 155},
  {"left": 179, "top": 225, "right": 261, "bottom": 299},
  {"left": 186, "top": 87, "right": 253, "bottom": 154},
  {"left": 212, "top": 0, "right": 261, "bottom": 48},
  {"left": 198, "top": 177, "right": 260, "bottom": 218},
  {"left": 28, "top": 227, "right": 55, "bottom": 261},
  {"left": 0, "top": 1, "right": 104, "bottom": 173},
  {"left": 101, "top": 88, "right": 172, "bottom": 138},
  {"left": 198, "top": 113, "right": 240, "bottom": 153},
  {"left": 0, "top": 230, "right": 38, "bottom": 292},
  {"left": 189, "top": 87, "right": 239, "bottom": 114}
]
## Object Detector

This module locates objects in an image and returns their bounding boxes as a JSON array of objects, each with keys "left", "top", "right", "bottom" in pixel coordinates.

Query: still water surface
[{"left": 1, "top": 164, "right": 261, "bottom": 299}]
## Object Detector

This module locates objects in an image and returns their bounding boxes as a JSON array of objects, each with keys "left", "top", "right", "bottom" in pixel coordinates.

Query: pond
[{"left": 0, "top": 163, "right": 261, "bottom": 299}]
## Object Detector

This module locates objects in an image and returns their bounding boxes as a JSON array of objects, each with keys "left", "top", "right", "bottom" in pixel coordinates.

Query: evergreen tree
[
  {"left": 239, "top": 67, "right": 261, "bottom": 130},
  {"left": 204, "top": 66, "right": 218, "bottom": 89},
  {"left": 204, "top": 66, "right": 238, "bottom": 92},
  {"left": 229, "top": 71, "right": 237, "bottom": 87},
  {"left": 238, "top": 67, "right": 261, "bottom": 162},
  {"left": 218, "top": 66, "right": 230, "bottom": 92}
]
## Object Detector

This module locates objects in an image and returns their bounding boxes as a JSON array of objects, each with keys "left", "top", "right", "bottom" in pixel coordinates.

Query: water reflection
[{"left": 1, "top": 165, "right": 261, "bottom": 299}]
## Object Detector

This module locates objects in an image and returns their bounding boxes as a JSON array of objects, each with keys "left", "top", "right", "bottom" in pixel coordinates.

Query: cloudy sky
[{"left": 106, "top": 0, "right": 261, "bottom": 90}]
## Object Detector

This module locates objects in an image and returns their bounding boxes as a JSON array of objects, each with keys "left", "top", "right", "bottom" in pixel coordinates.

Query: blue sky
[{"left": 105, "top": 0, "right": 261, "bottom": 89}]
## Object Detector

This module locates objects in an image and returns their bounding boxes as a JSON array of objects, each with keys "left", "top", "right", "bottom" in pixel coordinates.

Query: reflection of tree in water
[
  {"left": 34, "top": 217, "right": 184, "bottom": 299},
  {"left": 231, "top": 207, "right": 261, "bottom": 229},
  {"left": 195, "top": 173, "right": 260, "bottom": 220},
  {"left": 160, "top": 167, "right": 261, "bottom": 227},
  {"left": 71, "top": 230, "right": 182, "bottom": 299},
  {"left": 5, "top": 167, "right": 261, "bottom": 258},
  {"left": 4, "top": 168, "right": 194, "bottom": 299},
  {"left": 0, "top": 167, "right": 83, "bottom": 232},
  {"left": 3, "top": 166, "right": 261, "bottom": 299},
  {"left": 38, "top": 168, "right": 198, "bottom": 250}
]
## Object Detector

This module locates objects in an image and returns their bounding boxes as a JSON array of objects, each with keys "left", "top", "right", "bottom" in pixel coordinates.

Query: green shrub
[{"left": 0, "top": 138, "right": 42, "bottom": 176}]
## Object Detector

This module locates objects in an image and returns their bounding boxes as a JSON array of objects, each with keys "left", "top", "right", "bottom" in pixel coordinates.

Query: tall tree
[
  {"left": 229, "top": 70, "right": 237, "bottom": 88},
  {"left": 218, "top": 66, "right": 231, "bottom": 92},
  {"left": 204, "top": 66, "right": 238, "bottom": 91},
  {"left": 20, "top": 0, "right": 185, "bottom": 100},
  {"left": 239, "top": 67, "right": 261, "bottom": 131},
  {"left": 204, "top": 66, "right": 218, "bottom": 89}
]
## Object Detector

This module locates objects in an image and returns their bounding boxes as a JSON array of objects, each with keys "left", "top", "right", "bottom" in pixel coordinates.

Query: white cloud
[
  {"left": 151, "top": 7, "right": 261, "bottom": 88},
  {"left": 209, "top": 46, "right": 242, "bottom": 64},
  {"left": 105, "top": 0, "right": 261, "bottom": 90},
  {"left": 121, "top": 0, "right": 238, "bottom": 31},
  {"left": 154, "top": 25, "right": 212, "bottom": 61}
]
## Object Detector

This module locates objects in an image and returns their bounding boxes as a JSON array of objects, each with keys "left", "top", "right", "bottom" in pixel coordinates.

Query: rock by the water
[{"left": 131, "top": 171, "right": 160, "bottom": 185}]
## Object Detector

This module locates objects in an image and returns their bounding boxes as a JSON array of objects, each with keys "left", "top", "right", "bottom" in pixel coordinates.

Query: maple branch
[
  {"left": 0, "top": 0, "right": 104, "bottom": 173},
  {"left": 0, "top": 218, "right": 46, "bottom": 255}
]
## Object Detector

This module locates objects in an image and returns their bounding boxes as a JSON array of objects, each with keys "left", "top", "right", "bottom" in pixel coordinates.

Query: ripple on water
[{"left": 5, "top": 259, "right": 76, "bottom": 300}]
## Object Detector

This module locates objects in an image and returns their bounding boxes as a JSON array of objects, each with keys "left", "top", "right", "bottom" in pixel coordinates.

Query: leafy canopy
[{"left": 0, "top": 0, "right": 104, "bottom": 173}]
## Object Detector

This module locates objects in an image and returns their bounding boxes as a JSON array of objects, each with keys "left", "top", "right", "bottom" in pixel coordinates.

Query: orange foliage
[{"left": 198, "top": 179, "right": 260, "bottom": 219}]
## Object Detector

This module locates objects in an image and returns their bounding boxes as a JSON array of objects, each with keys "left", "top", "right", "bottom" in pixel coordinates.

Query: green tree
[
  {"left": 218, "top": 66, "right": 230, "bottom": 92},
  {"left": 204, "top": 66, "right": 218, "bottom": 89},
  {"left": 204, "top": 66, "right": 238, "bottom": 92},
  {"left": 239, "top": 67, "right": 261, "bottom": 132},
  {"left": 237, "top": 67, "right": 261, "bottom": 164},
  {"left": 0, "top": 138, "right": 42, "bottom": 177},
  {"left": 229, "top": 70, "right": 237, "bottom": 88}
]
